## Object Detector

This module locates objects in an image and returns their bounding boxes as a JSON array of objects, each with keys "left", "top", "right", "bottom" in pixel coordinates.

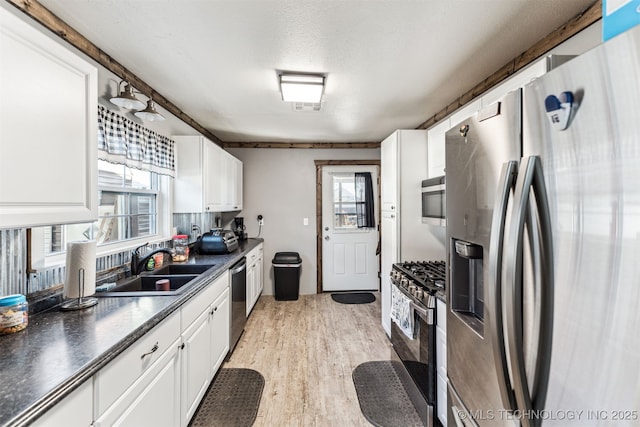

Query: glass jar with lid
[
  {"left": 0, "top": 294, "right": 28, "bottom": 335},
  {"left": 172, "top": 234, "right": 190, "bottom": 262}
]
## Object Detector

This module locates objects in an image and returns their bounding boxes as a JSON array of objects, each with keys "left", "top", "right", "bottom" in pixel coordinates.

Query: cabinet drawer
[
  {"left": 95, "top": 312, "right": 180, "bottom": 415},
  {"left": 181, "top": 271, "right": 229, "bottom": 330},
  {"left": 246, "top": 247, "right": 259, "bottom": 265}
]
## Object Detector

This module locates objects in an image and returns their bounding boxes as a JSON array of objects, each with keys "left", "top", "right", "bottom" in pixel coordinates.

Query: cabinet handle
[
  {"left": 141, "top": 342, "right": 159, "bottom": 359},
  {"left": 180, "top": 343, "right": 185, "bottom": 350}
]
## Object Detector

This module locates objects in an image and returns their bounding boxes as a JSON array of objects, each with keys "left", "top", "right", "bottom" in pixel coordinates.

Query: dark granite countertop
[{"left": 0, "top": 238, "right": 263, "bottom": 427}]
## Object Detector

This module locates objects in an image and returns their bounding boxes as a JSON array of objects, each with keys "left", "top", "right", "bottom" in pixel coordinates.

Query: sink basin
[
  {"left": 96, "top": 275, "right": 199, "bottom": 297},
  {"left": 152, "top": 264, "right": 215, "bottom": 275}
]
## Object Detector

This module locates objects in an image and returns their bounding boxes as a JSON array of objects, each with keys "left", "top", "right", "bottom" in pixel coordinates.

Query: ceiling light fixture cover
[
  {"left": 109, "top": 82, "right": 146, "bottom": 110},
  {"left": 134, "top": 99, "right": 165, "bottom": 121},
  {"left": 279, "top": 73, "right": 325, "bottom": 103}
]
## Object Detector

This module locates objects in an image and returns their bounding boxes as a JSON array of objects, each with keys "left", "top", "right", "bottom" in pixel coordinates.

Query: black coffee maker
[{"left": 233, "top": 217, "right": 247, "bottom": 240}]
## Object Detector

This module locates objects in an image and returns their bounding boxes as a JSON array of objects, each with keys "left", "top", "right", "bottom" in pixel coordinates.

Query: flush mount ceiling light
[
  {"left": 109, "top": 81, "right": 146, "bottom": 110},
  {"left": 134, "top": 99, "right": 165, "bottom": 121},
  {"left": 279, "top": 73, "right": 325, "bottom": 103}
]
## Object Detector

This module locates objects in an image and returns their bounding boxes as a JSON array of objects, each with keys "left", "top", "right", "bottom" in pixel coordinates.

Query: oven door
[{"left": 390, "top": 282, "right": 437, "bottom": 425}]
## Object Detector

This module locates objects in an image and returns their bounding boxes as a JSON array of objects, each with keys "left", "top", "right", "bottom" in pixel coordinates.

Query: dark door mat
[
  {"left": 352, "top": 361, "right": 424, "bottom": 427},
  {"left": 189, "top": 368, "right": 265, "bottom": 427},
  {"left": 331, "top": 292, "right": 376, "bottom": 304}
]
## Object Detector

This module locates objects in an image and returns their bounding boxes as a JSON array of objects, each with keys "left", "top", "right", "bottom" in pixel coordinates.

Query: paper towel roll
[{"left": 64, "top": 240, "right": 97, "bottom": 299}]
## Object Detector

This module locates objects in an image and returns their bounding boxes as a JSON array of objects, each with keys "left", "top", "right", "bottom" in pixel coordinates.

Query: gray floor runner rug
[
  {"left": 190, "top": 368, "right": 265, "bottom": 427},
  {"left": 352, "top": 361, "right": 424, "bottom": 427}
]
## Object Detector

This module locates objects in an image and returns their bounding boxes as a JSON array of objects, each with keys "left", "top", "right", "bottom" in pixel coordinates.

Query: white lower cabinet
[
  {"left": 180, "top": 271, "right": 229, "bottom": 427},
  {"left": 181, "top": 307, "right": 213, "bottom": 425},
  {"left": 436, "top": 298, "right": 447, "bottom": 426},
  {"left": 246, "top": 243, "right": 263, "bottom": 316},
  {"left": 31, "top": 380, "right": 93, "bottom": 427},
  {"left": 210, "top": 288, "right": 230, "bottom": 376},
  {"left": 90, "top": 272, "right": 230, "bottom": 427},
  {"left": 94, "top": 336, "right": 182, "bottom": 427}
]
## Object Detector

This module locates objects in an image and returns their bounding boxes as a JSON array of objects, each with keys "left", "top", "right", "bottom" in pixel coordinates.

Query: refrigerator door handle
[
  {"left": 505, "top": 156, "right": 554, "bottom": 427},
  {"left": 487, "top": 160, "right": 518, "bottom": 411}
]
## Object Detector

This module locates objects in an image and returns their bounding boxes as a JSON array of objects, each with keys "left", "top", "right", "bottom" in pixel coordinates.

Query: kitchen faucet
[{"left": 130, "top": 243, "right": 173, "bottom": 276}]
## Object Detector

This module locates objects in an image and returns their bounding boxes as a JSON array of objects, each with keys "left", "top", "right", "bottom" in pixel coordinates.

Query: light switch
[{"left": 303, "top": 217, "right": 309, "bottom": 226}]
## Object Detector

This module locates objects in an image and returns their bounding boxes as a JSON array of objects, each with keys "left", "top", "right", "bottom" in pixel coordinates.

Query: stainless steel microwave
[{"left": 421, "top": 176, "right": 446, "bottom": 226}]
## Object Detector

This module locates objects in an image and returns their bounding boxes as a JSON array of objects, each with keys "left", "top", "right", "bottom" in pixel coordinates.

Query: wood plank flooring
[{"left": 224, "top": 293, "right": 392, "bottom": 426}]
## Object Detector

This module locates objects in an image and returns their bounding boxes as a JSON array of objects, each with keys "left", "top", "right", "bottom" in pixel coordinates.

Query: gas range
[{"left": 391, "top": 260, "right": 446, "bottom": 307}]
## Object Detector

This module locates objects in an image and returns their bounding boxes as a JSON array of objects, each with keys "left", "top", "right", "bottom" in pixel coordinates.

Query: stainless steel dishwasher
[{"left": 229, "top": 257, "right": 247, "bottom": 354}]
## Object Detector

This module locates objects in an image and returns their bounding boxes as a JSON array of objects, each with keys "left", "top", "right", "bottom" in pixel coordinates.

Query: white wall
[{"left": 227, "top": 147, "right": 380, "bottom": 296}]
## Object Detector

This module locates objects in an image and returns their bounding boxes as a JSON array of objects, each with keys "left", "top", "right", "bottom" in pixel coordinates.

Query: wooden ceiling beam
[
  {"left": 4, "top": 0, "right": 225, "bottom": 147},
  {"left": 223, "top": 141, "right": 380, "bottom": 149},
  {"left": 417, "top": 0, "right": 602, "bottom": 130}
]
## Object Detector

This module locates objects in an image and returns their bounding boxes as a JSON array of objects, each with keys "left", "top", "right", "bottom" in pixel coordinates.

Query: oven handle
[
  {"left": 410, "top": 301, "right": 433, "bottom": 325},
  {"left": 392, "top": 282, "right": 434, "bottom": 325}
]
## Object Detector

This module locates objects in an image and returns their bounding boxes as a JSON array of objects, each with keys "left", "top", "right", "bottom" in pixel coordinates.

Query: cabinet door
[
  {"left": 427, "top": 119, "right": 450, "bottom": 179},
  {"left": 31, "top": 380, "right": 92, "bottom": 427},
  {"left": 181, "top": 308, "right": 212, "bottom": 426},
  {"left": 204, "top": 141, "right": 223, "bottom": 212},
  {"left": 94, "top": 337, "right": 181, "bottom": 427},
  {"left": 256, "top": 251, "right": 264, "bottom": 296},
  {"left": 173, "top": 136, "right": 206, "bottom": 213},
  {"left": 0, "top": 7, "right": 97, "bottom": 228},
  {"left": 380, "top": 132, "right": 398, "bottom": 212},
  {"left": 246, "top": 261, "right": 256, "bottom": 316},
  {"left": 210, "top": 288, "right": 230, "bottom": 375},
  {"left": 230, "top": 155, "right": 243, "bottom": 211},
  {"left": 380, "top": 211, "right": 398, "bottom": 337}
]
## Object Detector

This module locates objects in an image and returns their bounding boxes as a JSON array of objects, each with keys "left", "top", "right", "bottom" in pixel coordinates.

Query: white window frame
[{"left": 30, "top": 173, "right": 173, "bottom": 269}]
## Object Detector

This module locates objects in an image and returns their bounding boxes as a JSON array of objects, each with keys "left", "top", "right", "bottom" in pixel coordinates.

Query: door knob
[
  {"left": 324, "top": 227, "right": 329, "bottom": 231},
  {"left": 324, "top": 235, "right": 330, "bottom": 241}
]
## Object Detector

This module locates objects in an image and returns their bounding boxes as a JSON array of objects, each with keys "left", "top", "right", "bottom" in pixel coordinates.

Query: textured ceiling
[{"left": 38, "top": 0, "right": 596, "bottom": 143}]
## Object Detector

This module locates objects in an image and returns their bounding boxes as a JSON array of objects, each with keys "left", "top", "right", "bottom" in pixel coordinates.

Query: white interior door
[{"left": 322, "top": 165, "right": 379, "bottom": 292}]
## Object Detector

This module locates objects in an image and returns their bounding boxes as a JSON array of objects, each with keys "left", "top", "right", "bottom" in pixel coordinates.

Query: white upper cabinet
[
  {"left": 173, "top": 135, "right": 242, "bottom": 213},
  {"left": 426, "top": 119, "right": 450, "bottom": 179},
  {"left": 0, "top": 6, "right": 98, "bottom": 228}
]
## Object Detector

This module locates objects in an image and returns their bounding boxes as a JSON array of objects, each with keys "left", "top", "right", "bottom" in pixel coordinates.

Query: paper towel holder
[{"left": 60, "top": 268, "right": 98, "bottom": 311}]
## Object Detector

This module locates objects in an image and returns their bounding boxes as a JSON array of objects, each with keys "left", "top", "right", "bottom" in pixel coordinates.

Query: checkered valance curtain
[{"left": 97, "top": 105, "right": 175, "bottom": 177}]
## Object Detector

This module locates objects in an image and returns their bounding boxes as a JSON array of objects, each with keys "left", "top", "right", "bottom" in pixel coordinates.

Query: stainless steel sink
[
  {"left": 95, "top": 263, "right": 216, "bottom": 297},
  {"left": 96, "top": 274, "right": 200, "bottom": 296},
  {"left": 152, "top": 264, "right": 215, "bottom": 275}
]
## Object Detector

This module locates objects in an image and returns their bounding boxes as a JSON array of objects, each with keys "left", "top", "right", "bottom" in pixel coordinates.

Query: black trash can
[{"left": 272, "top": 252, "right": 302, "bottom": 301}]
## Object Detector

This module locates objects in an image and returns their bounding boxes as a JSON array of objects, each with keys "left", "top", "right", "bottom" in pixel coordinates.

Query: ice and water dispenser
[{"left": 450, "top": 239, "right": 485, "bottom": 335}]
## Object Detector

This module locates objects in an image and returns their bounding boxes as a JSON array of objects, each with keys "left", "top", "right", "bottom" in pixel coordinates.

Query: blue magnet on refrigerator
[{"left": 544, "top": 91, "right": 574, "bottom": 131}]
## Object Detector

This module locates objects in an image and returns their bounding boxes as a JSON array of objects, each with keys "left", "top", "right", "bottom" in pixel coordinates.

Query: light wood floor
[{"left": 224, "top": 293, "right": 393, "bottom": 427}]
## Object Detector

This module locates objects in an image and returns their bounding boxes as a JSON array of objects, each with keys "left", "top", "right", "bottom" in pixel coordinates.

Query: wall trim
[{"left": 224, "top": 141, "right": 380, "bottom": 149}]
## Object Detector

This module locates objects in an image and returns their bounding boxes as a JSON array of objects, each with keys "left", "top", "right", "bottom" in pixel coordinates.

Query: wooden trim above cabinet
[
  {"left": 417, "top": 0, "right": 601, "bottom": 130},
  {"left": 223, "top": 141, "right": 380, "bottom": 149}
]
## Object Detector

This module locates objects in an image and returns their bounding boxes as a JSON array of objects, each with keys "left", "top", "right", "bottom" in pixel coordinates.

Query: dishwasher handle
[{"left": 230, "top": 257, "right": 247, "bottom": 274}]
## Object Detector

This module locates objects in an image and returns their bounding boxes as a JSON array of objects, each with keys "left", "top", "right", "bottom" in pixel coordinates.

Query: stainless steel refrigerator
[{"left": 445, "top": 26, "right": 640, "bottom": 427}]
